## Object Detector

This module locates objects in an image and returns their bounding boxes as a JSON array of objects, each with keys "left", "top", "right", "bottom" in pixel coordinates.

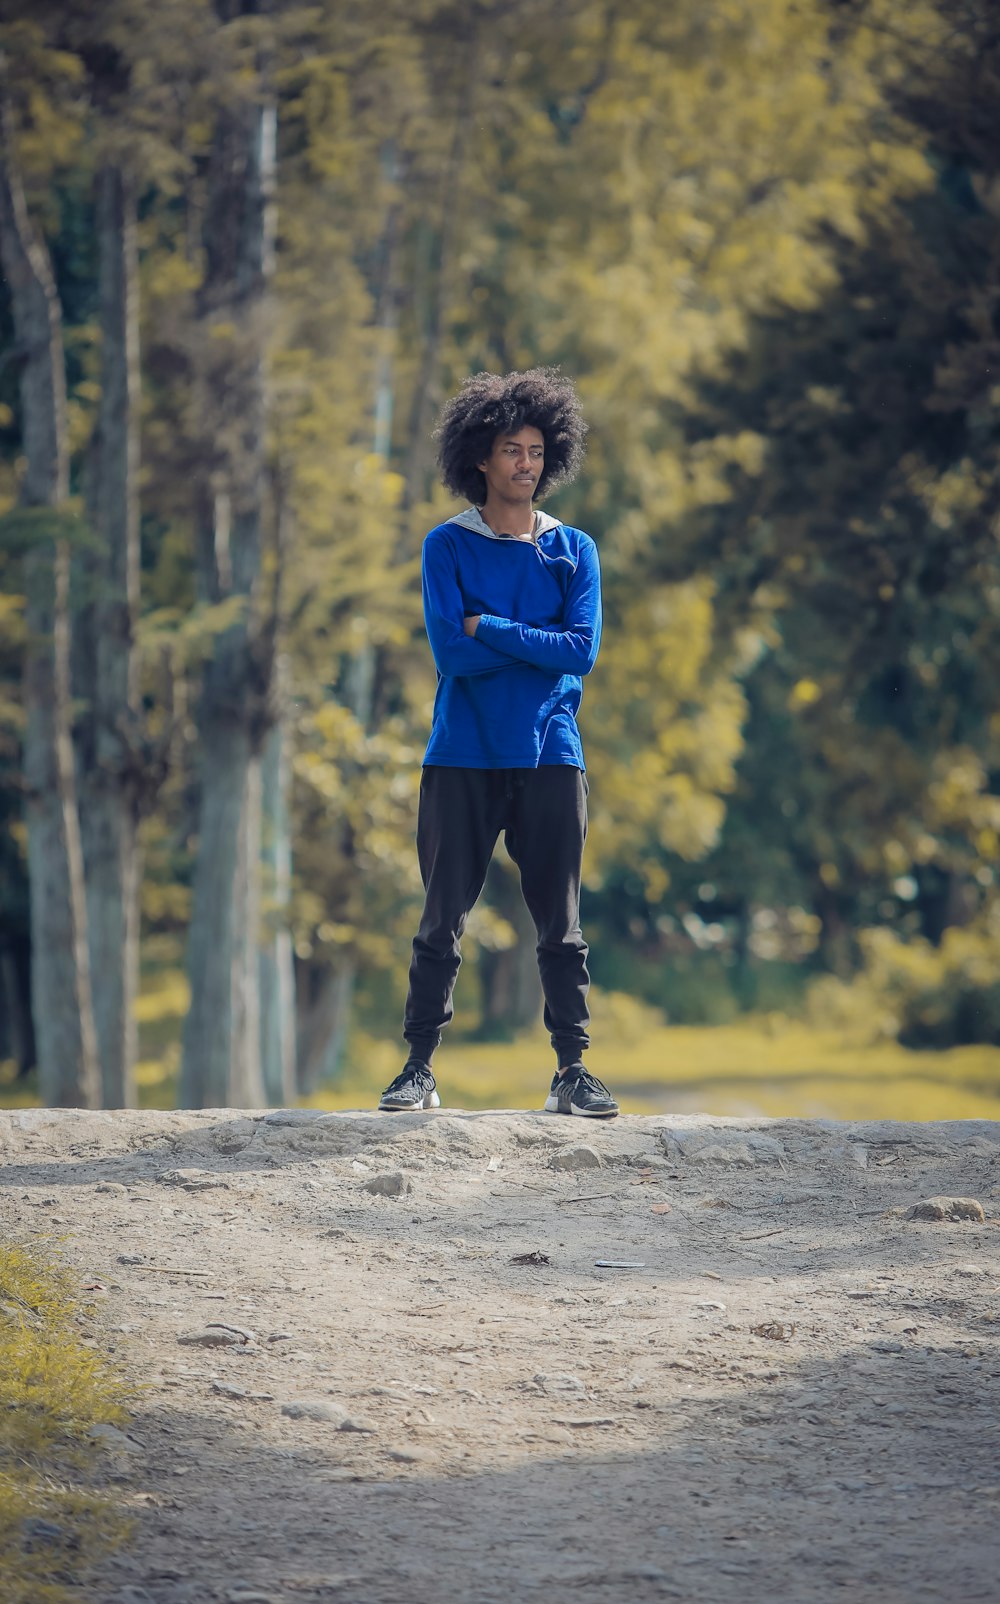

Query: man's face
[{"left": 477, "top": 425, "right": 545, "bottom": 503}]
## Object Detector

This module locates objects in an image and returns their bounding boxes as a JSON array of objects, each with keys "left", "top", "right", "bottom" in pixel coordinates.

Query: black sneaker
[
  {"left": 378, "top": 1060, "right": 441, "bottom": 1112},
  {"left": 544, "top": 1064, "right": 619, "bottom": 1119}
]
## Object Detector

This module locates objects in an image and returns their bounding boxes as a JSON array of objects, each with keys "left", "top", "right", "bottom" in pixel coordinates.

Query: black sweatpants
[{"left": 403, "top": 765, "right": 591, "bottom": 1066}]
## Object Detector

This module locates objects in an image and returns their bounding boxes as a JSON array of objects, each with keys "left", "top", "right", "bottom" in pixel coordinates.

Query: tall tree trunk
[
  {"left": 77, "top": 162, "right": 141, "bottom": 1108},
  {"left": 0, "top": 77, "right": 100, "bottom": 1107},
  {"left": 478, "top": 858, "right": 542, "bottom": 1038},
  {"left": 259, "top": 656, "right": 296, "bottom": 1105},
  {"left": 231, "top": 753, "right": 264, "bottom": 1104},
  {"left": 181, "top": 720, "right": 259, "bottom": 1107},
  {"left": 306, "top": 155, "right": 404, "bottom": 1090},
  {"left": 400, "top": 66, "right": 471, "bottom": 519},
  {"left": 296, "top": 965, "right": 354, "bottom": 1095},
  {"left": 0, "top": 930, "right": 35, "bottom": 1076},
  {"left": 179, "top": 53, "right": 276, "bottom": 1109}
]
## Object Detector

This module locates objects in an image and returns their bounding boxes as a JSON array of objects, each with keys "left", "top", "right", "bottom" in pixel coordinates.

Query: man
[{"left": 378, "top": 367, "right": 619, "bottom": 1119}]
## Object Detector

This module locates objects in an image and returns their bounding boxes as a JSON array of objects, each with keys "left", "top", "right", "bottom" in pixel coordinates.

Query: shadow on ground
[{"left": 87, "top": 1335, "right": 999, "bottom": 1604}]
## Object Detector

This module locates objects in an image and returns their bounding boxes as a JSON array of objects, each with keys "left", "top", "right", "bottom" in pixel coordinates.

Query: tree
[
  {"left": 179, "top": 2, "right": 277, "bottom": 1108},
  {"left": 653, "top": 0, "right": 1000, "bottom": 980},
  {"left": 74, "top": 150, "right": 142, "bottom": 1108},
  {"left": 0, "top": 55, "right": 100, "bottom": 1106}
]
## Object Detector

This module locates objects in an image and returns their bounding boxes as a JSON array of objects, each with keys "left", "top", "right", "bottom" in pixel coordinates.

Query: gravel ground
[{"left": 1, "top": 1105, "right": 999, "bottom": 1604}]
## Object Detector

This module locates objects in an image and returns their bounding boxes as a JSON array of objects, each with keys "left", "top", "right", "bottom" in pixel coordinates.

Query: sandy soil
[{"left": 1, "top": 1105, "right": 999, "bottom": 1604}]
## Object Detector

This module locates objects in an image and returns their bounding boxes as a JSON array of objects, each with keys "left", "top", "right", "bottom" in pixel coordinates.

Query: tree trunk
[
  {"left": 814, "top": 881, "right": 854, "bottom": 980},
  {"left": 478, "top": 858, "right": 542, "bottom": 1038},
  {"left": 0, "top": 930, "right": 34, "bottom": 1076},
  {"left": 400, "top": 105, "right": 469, "bottom": 518},
  {"left": 179, "top": 57, "right": 277, "bottom": 1108},
  {"left": 259, "top": 664, "right": 296, "bottom": 1106},
  {"left": 76, "top": 162, "right": 141, "bottom": 1108},
  {"left": 231, "top": 753, "right": 264, "bottom": 1105},
  {"left": 0, "top": 77, "right": 100, "bottom": 1107},
  {"left": 296, "top": 964, "right": 354, "bottom": 1095}
]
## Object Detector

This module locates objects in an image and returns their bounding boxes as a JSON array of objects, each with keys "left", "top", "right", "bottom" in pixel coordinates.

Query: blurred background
[{"left": 2, "top": 0, "right": 1000, "bottom": 1121}]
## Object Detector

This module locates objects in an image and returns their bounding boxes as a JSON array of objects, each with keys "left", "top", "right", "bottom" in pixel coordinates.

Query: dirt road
[{"left": 1, "top": 1106, "right": 998, "bottom": 1603}]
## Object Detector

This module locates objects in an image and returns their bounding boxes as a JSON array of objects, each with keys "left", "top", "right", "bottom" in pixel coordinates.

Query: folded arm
[
  {"left": 422, "top": 535, "right": 521, "bottom": 677},
  {"left": 473, "top": 540, "right": 602, "bottom": 676}
]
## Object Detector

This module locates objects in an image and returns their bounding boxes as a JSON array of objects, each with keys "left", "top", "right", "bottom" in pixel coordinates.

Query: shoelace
[
  {"left": 572, "top": 1070, "right": 613, "bottom": 1100},
  {"left": 386, "top": 1063, "right": 433, "bottom": 1096}
]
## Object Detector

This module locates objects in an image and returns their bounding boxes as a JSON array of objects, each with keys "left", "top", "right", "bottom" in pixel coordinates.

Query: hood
[{"left": 450, "top": 507, "right": 561, "bottom": 541}]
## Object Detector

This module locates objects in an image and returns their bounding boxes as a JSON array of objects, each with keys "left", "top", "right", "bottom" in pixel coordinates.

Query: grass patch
[
  {"left": 8, "top": 977, "right": 1000, "bottom": 1121},
  {"left": 0, "top": 1242, "right": 132, "bottom": 1603},
  {"left": 306, "top": 1015, "right": 1000, "bottom": 1122}
]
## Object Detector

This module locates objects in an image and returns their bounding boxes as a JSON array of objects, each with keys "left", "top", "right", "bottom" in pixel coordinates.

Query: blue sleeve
[
  {"left": 422, "top": 533, "right": 520, "bottom": 678},
  {"left": 474, "top": 539, "right": 602, "bottom": 676}
]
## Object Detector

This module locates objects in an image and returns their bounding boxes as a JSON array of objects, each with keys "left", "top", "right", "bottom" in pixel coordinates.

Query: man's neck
[{"left": 480, "top": 497, "right": 536, "bottom": 539}]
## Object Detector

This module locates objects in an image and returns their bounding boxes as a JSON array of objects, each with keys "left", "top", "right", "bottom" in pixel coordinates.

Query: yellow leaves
[
  {"left": 586, "top": 576, "right": 747, "bottom": 873},
  {"left": 137, "top": 598, "right": 248, "bottom": 666},
  {"left": 977, "top": 829, "right": 999, "bottom": 862},
  {"left": 882, "top": 838, "right": 911, "bottom": 875},
  {"left": 921, "top": 461, "right": 984, "bottom": 531},
  {"left": 0, "top": 1242, "right": 131, "bottom": 1603},
  {"left": 132, "top": 970, "right": 190, "bottom": 1025},
  {"left": 141, "top": 250, "right": 201, "bottom": 303},
  {"left": 788, "top": 677, "right": 822, "bottom": 710},
  {"left": 925, "top": 749, "right": 1000, "bottom": 841},
  {"left": 870, "top": 141, "right": 934, "bottom": 196}
]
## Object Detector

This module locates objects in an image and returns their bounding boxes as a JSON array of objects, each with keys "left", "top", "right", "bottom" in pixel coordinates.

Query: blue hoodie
[{"left": 421, "top": 508, "right": 602, "bottom": 769}]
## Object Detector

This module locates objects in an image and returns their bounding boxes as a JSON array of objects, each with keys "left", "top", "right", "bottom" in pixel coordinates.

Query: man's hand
[{"left": 463, "top": 614, "right": 482, "bottom": 637}]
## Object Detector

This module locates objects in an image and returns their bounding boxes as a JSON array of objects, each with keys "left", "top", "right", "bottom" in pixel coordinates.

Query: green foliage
[
  {"left": 0, "top": 505, "right": 96, "bottom": 555},
  {"left": 809, "top": 911, "right": 1000, "bottom": 1051},
  {"left": 585, "top": 577, "right": 750, "bottom": 899},
  {"left": 4, "top": 0, "right": 1000, "bottom": 1097},
  {"left": 306, "top": 1011, "right": 1000, "bottom": 1123},
  {"left": 0, "top": 1241, "right": 132, "bottom": 1602}
]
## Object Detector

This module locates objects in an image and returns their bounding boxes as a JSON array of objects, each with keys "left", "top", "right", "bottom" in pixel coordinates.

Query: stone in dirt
[
  {"left": 281, "top": 1399, "right": 350, "bottom": 1423},
  {"left": 363, "top": 1172, "right": 412, "bottom": 1197},
  {"left": 281, "top": 1400, "right": 376, "bottom": 1432},
  {"left": 551, "top": 1416, "right": 618, "bottom": 1428},
  {"left": 156, "top": 1168, "right": 229, "bottom": 1191},
  {"left": 660, "top": 1129, "right": 786, "bottom": 1166},
  {"left": 549, "top": 1145, "right": 603, "bottom": 1171},
  {"left": 213, "top": 1119, "right": 259, "bottom": 1155},
  {"left": 533, "top": 1371, "right": 585, "bottom": 1393},
  {"left": 906, "top": 1196, "right": 985, "bottom": 1222},
  {"left": 22, "top": 1518, "right": 71, "bottom": 1547},
  {"left": 177, "top": 1323, "right": 255, "bottom": 1347},
  {"left": 211, "top": 1381, "right": 274, "bottom": 1401},
  {"left": 89, "top": 1424, "right": 142, "bottom": 1451}
]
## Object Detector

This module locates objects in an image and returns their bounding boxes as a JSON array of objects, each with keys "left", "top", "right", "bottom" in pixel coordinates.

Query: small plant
[{"left": 0, "top": 1242, "right": 132, "bottom": 1603}]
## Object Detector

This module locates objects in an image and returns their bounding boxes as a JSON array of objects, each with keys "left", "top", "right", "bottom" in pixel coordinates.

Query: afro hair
[{"left": 435, "top": 367, "right": 587, "bottom": 506}]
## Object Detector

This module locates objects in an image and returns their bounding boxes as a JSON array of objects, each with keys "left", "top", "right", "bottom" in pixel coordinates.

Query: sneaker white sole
[
  {"left": 379, "top": 1090, "right": 441, "bottom": 1112},
  {"left": 543, "top": 1094, "right": 618, "bottom": 1118}
]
